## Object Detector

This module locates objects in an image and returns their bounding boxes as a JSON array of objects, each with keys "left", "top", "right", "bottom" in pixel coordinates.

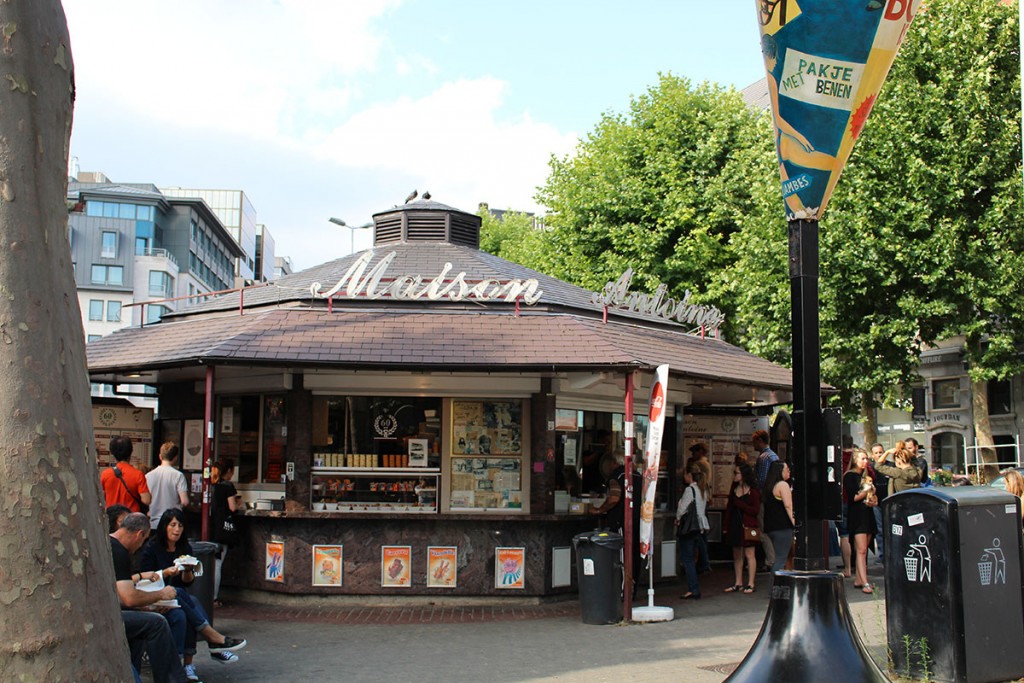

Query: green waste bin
[
  {"left": 188, "top": 541, "right": 219, "bottom": 625},
  {"left": 572, "top": 531, "right": 623, "bottom": 624}
]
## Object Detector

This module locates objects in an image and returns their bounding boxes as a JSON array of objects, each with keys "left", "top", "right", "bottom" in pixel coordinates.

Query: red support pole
[
  {"left": 623, "top": 370, "right": 636, "bottom": 620},
  {"left": 201, "top": 365, "right": 215, "bottom": 541}
]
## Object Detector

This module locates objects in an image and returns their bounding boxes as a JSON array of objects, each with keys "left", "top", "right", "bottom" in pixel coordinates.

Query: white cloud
[{"left": 316, "top": 78, "right": 578, "bottom": 212}]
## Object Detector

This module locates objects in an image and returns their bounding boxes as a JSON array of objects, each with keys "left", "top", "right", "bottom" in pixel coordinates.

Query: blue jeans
[
  {"left": 873, "top": 505, "right": 884, "bottom": 561},
  {"left": 174, "top": 587, "right": 211, "bottom": 655},
  {"left": 121, "top": 610, "right": 187, "bottom": 683},
  {"left": 696, "top": 532, "right": 711, "bottom": 573},
  {"left": 768, "top": 529, "right": 794, "bottom": 573},
  {"left": 678, "top": 533, "right": 701, "bottom": 595}
]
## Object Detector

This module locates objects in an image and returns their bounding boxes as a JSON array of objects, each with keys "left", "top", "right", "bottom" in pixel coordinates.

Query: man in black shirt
[{"left": 111, "top": 512, "right": 188, "bottom": 683}]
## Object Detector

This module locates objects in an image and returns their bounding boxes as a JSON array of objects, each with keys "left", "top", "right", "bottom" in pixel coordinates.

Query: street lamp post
[{"left": 328, "top": 217, "right": 373, "bottom": 255}]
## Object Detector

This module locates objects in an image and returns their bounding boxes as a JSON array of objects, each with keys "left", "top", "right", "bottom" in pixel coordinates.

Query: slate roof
[{"left": 86, "top": 307, "right": 793, "bottom": 390}]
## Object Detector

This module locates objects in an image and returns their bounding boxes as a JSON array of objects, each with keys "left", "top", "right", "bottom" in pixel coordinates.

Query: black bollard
[{"left": 724, "top": 571, "right": 887, "bottom": 683}]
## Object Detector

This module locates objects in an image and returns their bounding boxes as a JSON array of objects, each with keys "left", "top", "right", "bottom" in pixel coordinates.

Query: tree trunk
[
  {"left": 859, "top": 390, "right": 878, "bottom": 448},
  {"left": 971, "top": 377, "right": 999, "bottom": 483},
  {"left": 0, "top": 3, "right": 131, "bottom": 680}
]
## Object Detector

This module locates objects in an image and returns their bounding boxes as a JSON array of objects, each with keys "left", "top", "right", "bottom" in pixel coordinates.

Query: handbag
[
  {"left": 676, "top": 484, "right": 701, "bottom": 538},
  {"left": 742, "top": 525, "right": 761, "bottom": 542}
]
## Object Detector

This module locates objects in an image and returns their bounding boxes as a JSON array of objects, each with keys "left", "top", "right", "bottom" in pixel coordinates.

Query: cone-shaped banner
[
  {"left": 757, "top": 0, "right": 922, "bottom": 221},
  {"left": 639, "top": 364, "right": 669, "bottom": 558}
]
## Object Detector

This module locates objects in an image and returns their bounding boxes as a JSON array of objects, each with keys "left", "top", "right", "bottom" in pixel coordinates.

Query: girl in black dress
[{"left": 844, "top": 449, "right": 877, "bottom": 593}]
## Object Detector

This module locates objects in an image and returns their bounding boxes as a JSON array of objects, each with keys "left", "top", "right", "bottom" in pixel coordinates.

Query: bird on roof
[
  {"left": 422, "top": 191, "right": 431, "bottom": 200},
  {"left": 405, "top": 189, "right": 418, "bottom": 203}
]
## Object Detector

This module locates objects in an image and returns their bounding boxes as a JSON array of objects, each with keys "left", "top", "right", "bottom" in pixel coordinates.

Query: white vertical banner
[{"left": 639, "top": 364, "right": 669, "bottom": 558}]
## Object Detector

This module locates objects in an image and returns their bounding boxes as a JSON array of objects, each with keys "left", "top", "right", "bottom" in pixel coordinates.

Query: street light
[{"left": 328, "top": 217, "right": 373, "bottom": 255}]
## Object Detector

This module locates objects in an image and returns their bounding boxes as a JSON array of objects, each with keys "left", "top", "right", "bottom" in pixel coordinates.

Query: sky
[{"left": 63, "top": 0, "right": 767, "bottom": 271}]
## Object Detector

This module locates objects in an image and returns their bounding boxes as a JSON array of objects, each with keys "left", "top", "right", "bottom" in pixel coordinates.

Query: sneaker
[
  {"left": 209, "top": 636, "right": 246, "bottom": 653},
  {"left": 211, "top": 651, "right": 239, "bottom": 664},
  {"left": 183, "top": 663, "right": 200, "bottom": 682}
]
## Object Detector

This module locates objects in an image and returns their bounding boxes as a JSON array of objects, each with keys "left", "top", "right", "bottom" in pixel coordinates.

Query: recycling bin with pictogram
[{"left": 882, "top": 487, "right": 1024, "bottom": 683}]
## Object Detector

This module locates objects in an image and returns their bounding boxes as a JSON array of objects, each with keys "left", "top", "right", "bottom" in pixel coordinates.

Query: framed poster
[
  {"left": 182, "top": 419, "right": 204, "bottom": 470},
  {"left": 408, "top": 438, "right": 429, "bottom": 467},
  {"left": 312, "top": 545, "right": 343, "bottom": 587},
  {"left": 426, "top": 546, "right": 457, "bottom": 588},
  {"left": 381, "top": 546, "right": 411, "bottom": 588},
  {"left": 495, "top": 547, "right": 525, "bottom": 589},
  {"left": 265, "top": 542, "right": 284, "bottom": 583},
  {"left": 451, "top": 400, "right": 522, "bottom": 455}
]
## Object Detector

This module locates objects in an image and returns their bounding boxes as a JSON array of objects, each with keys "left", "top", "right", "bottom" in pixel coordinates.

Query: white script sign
[
  {"left": 592, "top": 269, "right": 724, "bottom": 331},
  {"left": 310, "top": 251, "right": 543, "bottom": 304}
]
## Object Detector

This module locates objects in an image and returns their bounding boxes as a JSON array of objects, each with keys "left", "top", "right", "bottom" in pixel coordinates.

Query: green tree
[
  {"left": 534, "top": 75, "right": 782, "bottom": 341},
  {"left": 477, "top": 207, "right": 552, "bottom": 270},
  {"left": 822, "top": 0, "right": 1022, "bottom": 459},
  {"left": 0, "top": 2, "right": 132, "bottom": 679}
]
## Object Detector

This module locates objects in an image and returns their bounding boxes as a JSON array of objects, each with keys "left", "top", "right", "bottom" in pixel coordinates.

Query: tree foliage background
[{"left": 482, "top": 0, "right": 1022, "bottom": 428}]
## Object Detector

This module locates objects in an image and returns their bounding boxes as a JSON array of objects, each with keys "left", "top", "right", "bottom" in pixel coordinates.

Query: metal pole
[
  {"left": 201, "top": 365, "right": 215, "bottom": 541},
  {"left": 623, "top": 370, "right": 635, "bottom": 619},
  {"left": 789, "top": 218, "right": 827, "bottom": 570}
]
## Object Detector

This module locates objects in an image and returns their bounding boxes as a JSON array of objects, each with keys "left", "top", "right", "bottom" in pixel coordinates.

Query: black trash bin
[
  {"left": 188, "top": 541, "right": 219, "bottom": 625},
  {"left": 883, "top": 487, "right": 1024, "bottom": 683},
  {"left": 572, "top": 530, "right": 623, "bottom": 624}
]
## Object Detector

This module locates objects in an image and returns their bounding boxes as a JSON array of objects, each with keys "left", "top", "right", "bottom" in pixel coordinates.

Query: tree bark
[
  {"left": 0, "top": 3, "right": 131, "bottom": 680},
  {"left": 859, "top": 390, "right": 877, "bottom": 448},
  {"left": 971, "top": 377, "right": 999, "bottom": 483}
]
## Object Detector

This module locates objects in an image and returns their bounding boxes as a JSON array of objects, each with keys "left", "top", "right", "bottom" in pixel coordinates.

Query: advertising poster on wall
[
  {"left": 265, "top": 542, "right": 284, "bottom": 583},
  {"left": 381, "top": 546, "right": 412, "bottom": 588},
  {"left": 495, "top": 547, "right": 525, "bottom": 589},
  {"left": 312, "top": 545, "right": 343, "bottom": 587},
  {"left": 182, "top": 419, "right": 204, "bottom": 470},
  {"left": 426, "top": 546, "right": 458, "bottom": 588}
]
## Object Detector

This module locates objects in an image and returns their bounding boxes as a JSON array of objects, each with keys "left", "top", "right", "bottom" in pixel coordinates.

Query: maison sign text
[{"left": 310, "top": 251, "right": 544, "bottom": 304}]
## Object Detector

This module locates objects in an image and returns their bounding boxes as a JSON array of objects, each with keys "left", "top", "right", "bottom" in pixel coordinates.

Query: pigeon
[
  {"left": 422, "top": 191, "right": 432, "bottom": 200},
  {"left": 405, "top": 189, "right": 418, "bottom": 203}
]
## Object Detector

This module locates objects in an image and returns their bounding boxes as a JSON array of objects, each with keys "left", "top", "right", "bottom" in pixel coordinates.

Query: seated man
[
  {"left": 121, "top": 610, "right": 188, "bottom": 683},
  {"left": 111, "top": 512, "right": 189, "bottom": 683}
]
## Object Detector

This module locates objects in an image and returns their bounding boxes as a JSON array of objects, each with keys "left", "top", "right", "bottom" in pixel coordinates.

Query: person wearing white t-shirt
[{"left": 146, "top": 442, "right": 190, "bottom": 529}]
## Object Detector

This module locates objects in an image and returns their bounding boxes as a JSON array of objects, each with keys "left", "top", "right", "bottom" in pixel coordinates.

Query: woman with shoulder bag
[
  {"left": 724, "top": 463, "right": 761, "bottom": 594},
  {"left": 675, "top": 464, "right": 710, "bottom": 599},
  {"left": 211, "top": 459, "right": 242, "bottom": 608}
]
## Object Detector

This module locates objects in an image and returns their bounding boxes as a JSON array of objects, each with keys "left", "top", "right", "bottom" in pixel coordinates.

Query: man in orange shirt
[{"left": 101, "top": 436, "right": 152, "bottom": 513}]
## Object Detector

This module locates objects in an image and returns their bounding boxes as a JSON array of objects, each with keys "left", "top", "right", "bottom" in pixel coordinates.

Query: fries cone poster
[
  {"left": 756, "top": 0, "right": 921, "bottom": 220},
  {"left": 426, "top": 546, "right": 458, "bottom": 588},
  {"left": 381, "top": 546, "right": 412, "bottom": 587},
  {"left": 639, "top": 364, "right": 669, "bottom": 558}
]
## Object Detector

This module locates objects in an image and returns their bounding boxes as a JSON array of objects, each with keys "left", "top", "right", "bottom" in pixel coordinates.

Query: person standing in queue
[
  {"left": 102, "top": 436, "right": 152, "bottom": 513},
  {"left": 724, "top": 463, "right": 761, "bottom": 594},
  {"left": 752, "top": 430, "right": 778, "bottom": 571},
  {"left": 211, "top": 459, "right": 242, "bottom": 610},
  {"left": 686, "top": 443, "right": 713, "bottom": 575},
  {"left": 762, "top": 461, "right": 795, "bottom": 575},
  {"left": 590, "top": 450, "right": 643, "bottom": 599},
  {"left": 844, "top": 448, "right": 878, "bottom": 593}
]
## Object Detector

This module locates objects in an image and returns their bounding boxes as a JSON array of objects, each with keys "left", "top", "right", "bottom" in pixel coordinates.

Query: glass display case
[{"left": 310, "top": 469, "right": 439, "bottom": 513}]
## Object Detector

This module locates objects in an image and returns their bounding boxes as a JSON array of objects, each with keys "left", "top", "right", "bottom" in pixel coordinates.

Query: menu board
[{"left": 683, "top": 415, "right": 768, "bottom": 510}]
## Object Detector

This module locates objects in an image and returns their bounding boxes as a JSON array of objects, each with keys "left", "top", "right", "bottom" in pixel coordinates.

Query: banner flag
[
  {"left": 639, "top": 364, "right": 669, "bottom": 558},
  {"left": 756, "top": 0, "right": 922, "bottom": 220}
]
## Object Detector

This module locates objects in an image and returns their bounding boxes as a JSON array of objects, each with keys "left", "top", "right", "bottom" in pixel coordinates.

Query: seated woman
[{"left": 140, "top": 509, "right": 247, "bottom": 679}]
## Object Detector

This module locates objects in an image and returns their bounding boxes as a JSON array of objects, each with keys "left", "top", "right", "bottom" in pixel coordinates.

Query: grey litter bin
[
  {"left": 883, "top": 487, "right": 1024, "bottom": 683},
  {"left": 188, "top": 541, "right": 219, "bottom": 625},
  {"left": 572, "top": 530, "right": 623, "bottom": 625}
]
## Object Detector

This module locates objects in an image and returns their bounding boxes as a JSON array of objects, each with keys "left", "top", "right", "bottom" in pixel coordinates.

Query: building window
[
  {"left": 932, "top": 379, "right": 959, "bottom": 409},
  {"left": 933, "top": 432, "right": 965, "bottom": 473},
  {"left": 88, "top": 299, "right": 103, "bottom": 321},
  {"left": 149, "top": 270, "right": 174, "bottom": 298},
  {"left": 101, "top": 231, "right": 118, "bottom": 258},
  {"left": 106, "top": 301, "right": 121, "bottom": 322},
  {"left": 91, "top": 264, "right": 124, "bottom": 286},
  {"left": 987, "top": 380, "right": 1012, "bottom": 416},
  {"left": 145, "top": 304, "right": 170, "bottom": 324},
  {"left": 87, "top": 334, "right": 102, "bottom": 342}
]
